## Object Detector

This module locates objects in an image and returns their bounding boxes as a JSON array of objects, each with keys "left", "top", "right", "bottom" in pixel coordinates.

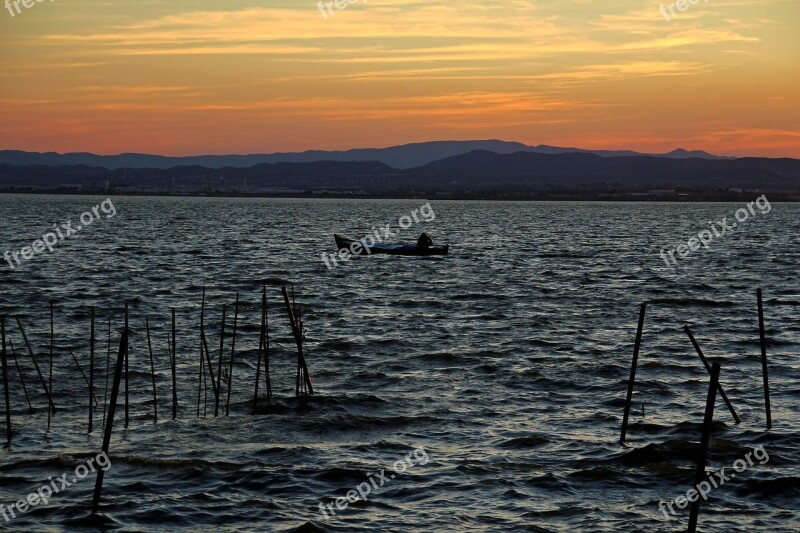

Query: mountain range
[
  {"left": 1, "top": 141, "right": 797, "bottom": 199},
  {"left": 0, "top": 140, "right": 733, "bottom": 170}
]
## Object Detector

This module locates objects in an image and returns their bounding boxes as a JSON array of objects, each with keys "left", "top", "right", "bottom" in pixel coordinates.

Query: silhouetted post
[
  {"left": 620, "top": 303, "right": 646, "bottom": 443},
  {"left": 198, "top": 290, "right": 218, "bottom": 409},
  {"left": 201, "top": 329, "right": 217, "bottom": 407},
  {"left": 171, "top": 308, "right": 177, "bottom": 419},
  {"left": 282, "top": 287, "right": 313, "bottom": 396},
  {"left": 1, "top": 317, "right": 11, "bottom": 443},
  {"left": 292, "top": 287, "right": 301, "bottom": 394},
  {"left": 145, "top": 318, "right": 158, "bottom": 423},
  {"left": 683, "top": 325, "right": 740, "bottom": 424},
  {"left": 196, "top": 336, "right": 204, "bottom": 418},
  {"left": 15, "top": 318, "right": 56, "bottom": 413},
  {"left": 102, "top": 317, "right": 111, "bottom": 429},
  {"left": 89, "top": 307, "right": 95, "bottom": 433},
  {"left": 197, "top": 288, "right": 206, "bottom": 417},
  {"left": 253, "top": 286, "right": 266, "bottom": 412},
  {"left": 226, "top": 294, "right": 239, "bottom": 416},
  {"left": 69, "top": 349, "right": 98, "bottom": 406},
  {"left": 214, "top": 304, "right": 226, "bottom": 417},
  {"left": 264, "top": 291, "right": 272, "bottom": 399},
  {"left": 756, "top": 289, "right": 772, "bottom": 429},
  {"left": 688, "top": 362, "right": 720, "bottom": 533},
  {"left": 124, "top": 302, "right": 129, "bottom": 429},
  {"left": 91, "top": 329, "right": 127, "bottom": 514},
  {"left": 9, "top": 341, "right": 32, "bottom": 409},
  {"left": 48, "top": 302, "right": 54, "bottom": 428}
]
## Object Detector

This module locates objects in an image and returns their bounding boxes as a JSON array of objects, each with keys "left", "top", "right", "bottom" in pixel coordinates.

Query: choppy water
[{"left": 0, "top": 195, "right": 798, "bottom": 532}]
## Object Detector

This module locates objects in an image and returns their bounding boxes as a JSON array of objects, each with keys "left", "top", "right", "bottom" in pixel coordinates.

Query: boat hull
[{"left": 334, "top": 234, "right": 449, "bottom": 256}]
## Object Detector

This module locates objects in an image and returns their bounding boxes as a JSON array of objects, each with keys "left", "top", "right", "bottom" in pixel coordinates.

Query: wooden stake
[
  {"left": 145, "top": 318, "right": 158, "bottom": 423},
  {"left": 171, "top": 308, "right": 177, "bottom": 420},
  {"left": 253, "top": 286, "right": 266, "bottom": 412},
  {"left": 264, "top": 291, "right": 272, "bottom": 400},
  {"left": 620, "top": 303, "right": 646, "bottom": 443},
  {"left": 89, "top": 307, "right": 95, "bottom": 433},
  {"left": 48, "top": 302, "right": 54, "bottom": 428},
  {"left": 9, "top": 341, "right": 32, "bottom": 410},
  {"left": 684, "top": 325, "right": 740, "bottom": 424},
  {"left": 282, "top": 287, "right": 313, "bottom": 396},
  {"left": 196, "top": 336, "right": 203, "bottom": 418},
  {"left": 757, "top": 289, "right": 772, "bottom": 429},
  {"left": 69, "top": 349, "right": 98, "bottom": 406},
  {"left": 124, "top": 302, "right": 129, "bottom": 429},
  {"left": 15, "top": 317, "right": 56, "bottom": 413},
  {"left": 102, "top": 317, "right": 111, "bottom": 429},
  {"left": 214, "top": 304, "right": 226, "bottom": 417},
  {"left": 201, "top": 329, "right": 217, "bottom": 406},
  {"left": 1, "top": 317, "right": 11, "bottom": 443},
  {"left": 687, "top": 362, "right": 720, "bottom": 533},
  {"left": 225, "top": 294, "right": 239, "bottom": 416},
  {"left": 91, "top": 328, "right": 127, "bottom": 514},
  {"left": 197, "top": 288, "right": 206, "bottom": 418}
]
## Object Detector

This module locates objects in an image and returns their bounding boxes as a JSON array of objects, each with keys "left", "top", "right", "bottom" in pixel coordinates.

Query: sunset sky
[{"left": 1, "top": 0, "right": 798, "bottom": 157}]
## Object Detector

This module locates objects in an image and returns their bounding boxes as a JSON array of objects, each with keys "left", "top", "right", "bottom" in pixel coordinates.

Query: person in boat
[{"left": 417, "top": 232, "right": 433, "bottom": 250}]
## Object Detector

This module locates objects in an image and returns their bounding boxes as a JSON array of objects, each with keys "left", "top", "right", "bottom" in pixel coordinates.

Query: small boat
[{"left": 334, "top": 234, "right": 449, "bottom": 256}]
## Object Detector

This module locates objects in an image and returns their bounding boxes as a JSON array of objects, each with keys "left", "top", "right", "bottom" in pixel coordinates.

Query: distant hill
[
  {"left": 0, "top": 140, "right": 734, "bottom": 170},
  {"left": 410, "top": 150, "right": 798, "bottom": 190},
  {"left": 1, "top": 150, "right": 797, "bottom": 198}
]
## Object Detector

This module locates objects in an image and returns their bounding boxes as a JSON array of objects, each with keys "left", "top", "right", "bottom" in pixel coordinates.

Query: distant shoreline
[{"left": 2, "top": 190, "right": 799, "bottom": 202}]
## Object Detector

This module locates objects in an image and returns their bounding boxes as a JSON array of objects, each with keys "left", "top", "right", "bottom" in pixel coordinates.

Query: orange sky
[{"left": 1, "top": 0, "right": 798, "bottom": 157}]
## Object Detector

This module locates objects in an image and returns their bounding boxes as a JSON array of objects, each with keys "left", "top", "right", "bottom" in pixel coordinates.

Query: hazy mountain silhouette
[
  {"left": 0, "top": 140, "right": 734, "bottom": 170},
  {"left": 2, "top": 150, "right": 797, "bottom": 196}
]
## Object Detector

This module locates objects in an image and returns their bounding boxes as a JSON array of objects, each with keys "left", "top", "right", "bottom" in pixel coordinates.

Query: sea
[{"left": 0, "top": 195, "right": 797, "bottom": 532}]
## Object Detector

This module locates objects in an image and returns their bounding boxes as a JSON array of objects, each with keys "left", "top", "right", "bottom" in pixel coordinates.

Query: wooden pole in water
[
  {"left": 198, "top": 288, "right": 219, "bottom": 415},
  {"left": 9, "top": 341, "right": 32, "bottom": 410},
  {"left": 1, "top": 317, "right": 11, "bottom": 443},
  {"left": 264, "top": 291, "right": 272, "bottom": 399},
  {"left": 225, "top": 294, "right": 239, "bottom": 416},
  {"left": 282, "top": 287, "right": 314, "bottom": 396},
  {"left": 202, "top": 334, "right": 209, "bottom": 417},
  {"left": 48, "top": 302, "right": 54, "bottom": 428},
  {"left": 89, "top": 307, "right": 95, "bottom": 433},
  {"left": 683, "top": 325, "right": 740, "bottom": 424},
  {"left": 201, "top": 329, "right": 216, "bottom": 407},
  {"left": 291, "top": 287, "right": 301, "bottom": 395},
  {"left": 756, "top": 289, "right": 772, "bottom": 430},
  {"left": 171, "top": 308, "right": 177, "bottom": 420},
  {"left": 214, "top": 304, "right": 226, "bottom": 417},
  {"left": 102, "top": 317, "right": 111, "bottom": 429},
  {"left": 197, "top": 288, "right": 206, "bottom": 418},
  {"left": 253, "top": 286, "right": 266, "bottom": 413},
  {"left": 196, "top": 336, "right": 203, "bottom": 418},
  {"left": 15, "top": 317, "right": 56, "bottom": 413},
  {"left": 145, "top": 318, "right": 158, "bottom": 423},
  {"left": 687, "top": 362, "right": 720, "bottom": 533},
  {"left": 91, "top": 328, "right": 128, "bottom": 515},
  {"left": 620, "top": 303, "right": 646, "bottom": 444},
  {"left": 124, "top": 302, "right": 129, "bottom": 429},
  {"left": 69, "top": 349, "right": 98, "bottom": 406}
]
